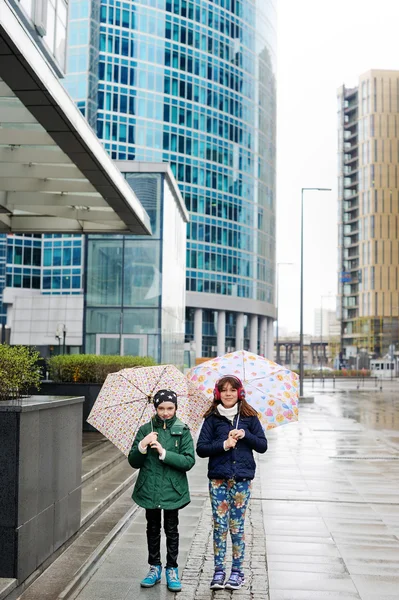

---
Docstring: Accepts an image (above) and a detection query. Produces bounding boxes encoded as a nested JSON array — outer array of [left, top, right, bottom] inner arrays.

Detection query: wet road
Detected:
[[260, 386, 399, 600]]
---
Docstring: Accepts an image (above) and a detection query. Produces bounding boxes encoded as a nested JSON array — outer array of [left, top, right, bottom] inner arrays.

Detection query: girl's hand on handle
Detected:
[[229, 429, 245, 440], [149, 440, 164, 455], [224, 436, 237, 449], [142, 432, 158, 448]]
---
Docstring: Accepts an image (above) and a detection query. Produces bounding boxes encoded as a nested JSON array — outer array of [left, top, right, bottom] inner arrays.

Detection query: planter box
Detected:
[[0, 395, 84, 582], [33, 382, 102, 432]]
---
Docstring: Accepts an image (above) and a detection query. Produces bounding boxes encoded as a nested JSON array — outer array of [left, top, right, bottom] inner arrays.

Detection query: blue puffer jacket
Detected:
[[196, 411, 267, 481]]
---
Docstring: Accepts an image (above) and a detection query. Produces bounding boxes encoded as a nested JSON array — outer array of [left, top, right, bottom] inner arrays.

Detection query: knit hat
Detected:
[[153, 389, 178, 408]]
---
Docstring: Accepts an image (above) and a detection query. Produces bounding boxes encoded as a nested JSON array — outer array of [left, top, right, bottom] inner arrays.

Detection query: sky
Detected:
[[276, 0, 399, 335]]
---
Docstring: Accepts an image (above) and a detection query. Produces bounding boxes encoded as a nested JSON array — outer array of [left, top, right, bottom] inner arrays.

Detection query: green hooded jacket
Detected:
[[128, 415, 195, 510]]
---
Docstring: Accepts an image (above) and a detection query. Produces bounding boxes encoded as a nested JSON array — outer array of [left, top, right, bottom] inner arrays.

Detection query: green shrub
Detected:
[[47, 354, 157, 384], [0, 345, 42, 401]]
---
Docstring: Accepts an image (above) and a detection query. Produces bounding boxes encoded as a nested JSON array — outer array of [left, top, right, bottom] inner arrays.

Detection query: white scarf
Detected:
[[217, 403, 238, 424]]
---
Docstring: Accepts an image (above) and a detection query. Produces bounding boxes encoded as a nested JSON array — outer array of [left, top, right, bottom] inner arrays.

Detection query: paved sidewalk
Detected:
[[69, 387, 399, 600], [70, 458, 269, 600]]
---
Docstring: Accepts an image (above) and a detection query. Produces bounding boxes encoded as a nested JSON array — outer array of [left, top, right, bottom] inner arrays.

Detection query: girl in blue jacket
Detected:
[[196, 375, 267, 591]]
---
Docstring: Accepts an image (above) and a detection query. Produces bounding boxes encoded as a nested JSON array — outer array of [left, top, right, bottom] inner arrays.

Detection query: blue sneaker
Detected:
[[165, 567, 182, 592], [140, 565, 162, 587], [224, 569, 245, 590], [210, 568, 226, 589]]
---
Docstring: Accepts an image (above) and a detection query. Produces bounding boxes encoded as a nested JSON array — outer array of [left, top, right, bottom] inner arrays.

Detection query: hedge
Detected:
[[0, 345, 42, 401], [47, 354, 157, 384]]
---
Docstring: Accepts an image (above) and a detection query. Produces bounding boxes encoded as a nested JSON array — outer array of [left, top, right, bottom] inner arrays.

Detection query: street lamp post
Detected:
[[276, 262, 293, 364], [299, 187, 331, 397]]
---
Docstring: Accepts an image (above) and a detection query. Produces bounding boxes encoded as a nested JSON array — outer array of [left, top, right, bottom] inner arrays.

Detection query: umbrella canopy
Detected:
[[187, 351, 299, 430], [87, 364, 210, 455]]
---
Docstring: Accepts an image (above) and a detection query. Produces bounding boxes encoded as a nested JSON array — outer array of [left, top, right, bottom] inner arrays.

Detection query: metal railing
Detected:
[[307, 374, 386, 391]]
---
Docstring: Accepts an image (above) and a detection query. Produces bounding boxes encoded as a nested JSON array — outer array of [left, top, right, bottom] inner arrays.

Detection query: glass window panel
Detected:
[[63, 247, 72, 266], [23, 246, 32, 265], [53, 248, 62, 266], [123, 309, 159, 333], [99, 336, 120, 355], [123, 241, 161, 307], [86, 308, 121, 333], [86, 240, 123, 306], [14, 246, 22, 265], [32, 247, 41, 266]]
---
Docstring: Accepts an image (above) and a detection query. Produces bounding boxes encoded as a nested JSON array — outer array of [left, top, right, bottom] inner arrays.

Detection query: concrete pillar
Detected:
[[260, 316, 267, 356], [194, 308, 203, 359], [249, 315, 258, 353], [235, 312, 244, 350], [267, 318, 274, 361], [217, 310, 226, 356]]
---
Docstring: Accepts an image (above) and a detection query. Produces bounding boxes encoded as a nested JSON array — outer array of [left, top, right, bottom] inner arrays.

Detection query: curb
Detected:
[[0, 580, 17, 600]]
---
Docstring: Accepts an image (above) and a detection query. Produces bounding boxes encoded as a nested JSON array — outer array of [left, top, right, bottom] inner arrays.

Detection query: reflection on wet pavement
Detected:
[[259, 385, 399, 600]]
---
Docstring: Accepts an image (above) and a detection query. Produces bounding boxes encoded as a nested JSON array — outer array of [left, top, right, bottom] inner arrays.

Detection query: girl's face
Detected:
[[220, 382, 238, 408], [156, 401, 176, 420]]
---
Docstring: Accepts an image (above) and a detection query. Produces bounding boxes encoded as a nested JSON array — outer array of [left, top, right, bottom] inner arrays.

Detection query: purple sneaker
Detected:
[[210, 569, 226, 589], [224, 569, 245, 590]]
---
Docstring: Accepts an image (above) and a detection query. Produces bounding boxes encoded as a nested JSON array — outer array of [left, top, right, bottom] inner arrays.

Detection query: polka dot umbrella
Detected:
[[187, 350, 299, 431], [87, 364, 211, 455]]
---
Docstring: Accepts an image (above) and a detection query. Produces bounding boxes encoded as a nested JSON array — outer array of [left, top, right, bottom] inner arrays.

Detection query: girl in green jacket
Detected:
[[128, 389, 195, 593]]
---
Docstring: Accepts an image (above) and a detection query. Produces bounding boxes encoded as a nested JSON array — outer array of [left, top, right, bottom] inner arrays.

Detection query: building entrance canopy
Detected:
[[0, 2, 151, 235]]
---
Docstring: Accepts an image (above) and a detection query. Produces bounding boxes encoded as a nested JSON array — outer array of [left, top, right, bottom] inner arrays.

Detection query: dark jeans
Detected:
[[145, 508, 179, 568]]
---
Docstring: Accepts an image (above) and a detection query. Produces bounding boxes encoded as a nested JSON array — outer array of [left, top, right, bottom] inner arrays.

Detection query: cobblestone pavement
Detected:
[[180, 472, 269, 600]]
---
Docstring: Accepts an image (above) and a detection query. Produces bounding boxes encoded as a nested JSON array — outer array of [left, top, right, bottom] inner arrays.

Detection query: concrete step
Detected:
[[81, 460, 136, 527], [81, 441, 125, 486], [82, 432, 108, 458], [80, 437, 133, 528], [0, 580, 16, 600]]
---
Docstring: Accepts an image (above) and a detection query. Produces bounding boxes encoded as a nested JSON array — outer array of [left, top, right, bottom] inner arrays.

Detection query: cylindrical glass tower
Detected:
[[65, 0, 277, 358]]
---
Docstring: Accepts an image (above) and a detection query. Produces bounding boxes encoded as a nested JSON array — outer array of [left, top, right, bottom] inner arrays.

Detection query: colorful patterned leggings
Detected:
[[209, 478, 252, 571]]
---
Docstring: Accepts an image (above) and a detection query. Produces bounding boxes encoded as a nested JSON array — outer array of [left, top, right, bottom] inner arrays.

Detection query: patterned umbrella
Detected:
[[87, 364, 211, 455], [187, 351, 299, 430]]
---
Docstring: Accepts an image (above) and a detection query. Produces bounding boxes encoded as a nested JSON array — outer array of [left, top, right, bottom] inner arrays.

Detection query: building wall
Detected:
[[338, 70, 399, 357], [3, 288, 83, 348], [64, 0, 277, 358], [85, 172, 186, 366], [161, 179, 186, 367]]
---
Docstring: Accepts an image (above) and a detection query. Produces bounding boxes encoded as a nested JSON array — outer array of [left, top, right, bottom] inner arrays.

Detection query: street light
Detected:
[[276, 262, 293, 363], [299, 187, 332, 397]]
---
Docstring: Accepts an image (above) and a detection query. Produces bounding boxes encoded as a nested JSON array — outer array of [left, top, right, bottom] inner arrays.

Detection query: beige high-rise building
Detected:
[[337, 70, 399, 360]]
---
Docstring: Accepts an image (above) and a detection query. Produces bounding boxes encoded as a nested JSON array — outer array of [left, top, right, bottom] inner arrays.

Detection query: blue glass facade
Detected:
[[4, 234, 83, 295], [65, 0, 277, 357]]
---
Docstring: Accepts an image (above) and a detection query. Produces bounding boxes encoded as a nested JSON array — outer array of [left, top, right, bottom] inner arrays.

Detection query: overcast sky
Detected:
[[276, 0, 399, 335]]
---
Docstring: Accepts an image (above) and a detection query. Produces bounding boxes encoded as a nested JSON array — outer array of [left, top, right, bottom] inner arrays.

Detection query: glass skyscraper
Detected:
[[65, 0, 277, 358]]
